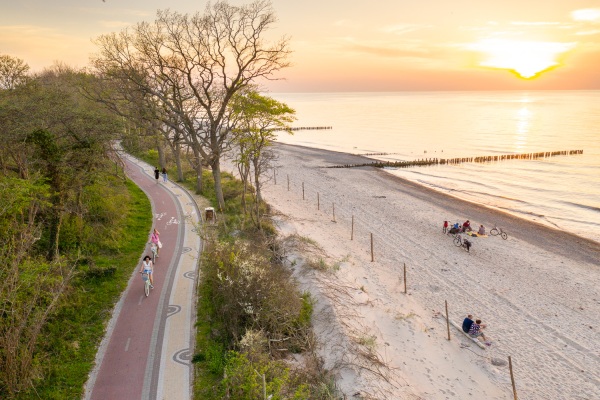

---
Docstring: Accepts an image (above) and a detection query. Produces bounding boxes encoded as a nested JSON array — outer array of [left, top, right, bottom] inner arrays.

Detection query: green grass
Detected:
[[20, 179, 152, 399]]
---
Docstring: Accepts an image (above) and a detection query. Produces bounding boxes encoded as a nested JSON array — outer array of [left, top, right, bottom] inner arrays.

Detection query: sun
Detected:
[[469, 39, 575, 79]]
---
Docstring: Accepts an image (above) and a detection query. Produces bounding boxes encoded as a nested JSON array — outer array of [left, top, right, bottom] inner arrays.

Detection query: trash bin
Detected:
[[204, 207, 215, 222]]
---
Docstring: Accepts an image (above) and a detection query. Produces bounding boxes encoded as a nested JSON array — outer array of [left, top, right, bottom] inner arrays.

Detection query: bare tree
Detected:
[[0, 54, 30, 90], [91, 0, 290, 209]]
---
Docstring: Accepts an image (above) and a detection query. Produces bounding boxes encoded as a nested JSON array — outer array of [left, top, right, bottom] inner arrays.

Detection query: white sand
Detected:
[[254, 144, 600, 400]]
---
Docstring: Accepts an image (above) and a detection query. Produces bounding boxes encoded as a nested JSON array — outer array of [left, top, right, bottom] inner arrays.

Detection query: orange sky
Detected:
[[1, 0, 599, 91]]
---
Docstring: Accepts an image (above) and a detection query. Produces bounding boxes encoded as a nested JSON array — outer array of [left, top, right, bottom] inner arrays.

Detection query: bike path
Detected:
[[85, 151, 201, 400]]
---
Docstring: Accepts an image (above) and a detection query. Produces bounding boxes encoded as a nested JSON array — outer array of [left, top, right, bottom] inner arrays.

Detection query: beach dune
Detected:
[[258, 143, 600, 399]]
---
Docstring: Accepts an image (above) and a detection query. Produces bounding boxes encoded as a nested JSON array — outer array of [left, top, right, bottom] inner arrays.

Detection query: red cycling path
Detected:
[[84, 151, 202, 400]]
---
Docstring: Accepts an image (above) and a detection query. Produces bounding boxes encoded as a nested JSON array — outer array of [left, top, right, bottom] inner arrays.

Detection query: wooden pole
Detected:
[[332, 203, 336, 222], [287, 175, 289, 191], [445, 300, 451, 340], [317, 193, 320, 210], [509, 356, 518, 400], [302, 182, 305, 200], [351, 215, 354, 240], [273, 169, 276, 185], [370, 233, 374, 262], [403, 263, 407, 294]]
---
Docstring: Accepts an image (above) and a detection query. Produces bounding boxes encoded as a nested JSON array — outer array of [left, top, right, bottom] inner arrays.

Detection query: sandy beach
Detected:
[[253, 143, 600, 399]]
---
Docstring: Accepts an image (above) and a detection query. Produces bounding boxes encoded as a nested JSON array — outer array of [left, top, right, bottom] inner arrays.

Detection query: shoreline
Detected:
[[261, 142, 600, 399], [279, 142, 600, 264]]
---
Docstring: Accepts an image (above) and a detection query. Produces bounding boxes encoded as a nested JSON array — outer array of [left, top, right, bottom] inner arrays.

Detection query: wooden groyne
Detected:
[[327, 149, 584, 169]]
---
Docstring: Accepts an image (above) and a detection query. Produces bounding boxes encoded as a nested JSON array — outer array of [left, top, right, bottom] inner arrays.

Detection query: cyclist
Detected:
[[139, 255, 154, 289], [150, 228, 161, 257]]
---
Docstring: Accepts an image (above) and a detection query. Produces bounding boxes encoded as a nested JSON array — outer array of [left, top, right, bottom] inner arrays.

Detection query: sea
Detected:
[[270, 91, 600, 244]]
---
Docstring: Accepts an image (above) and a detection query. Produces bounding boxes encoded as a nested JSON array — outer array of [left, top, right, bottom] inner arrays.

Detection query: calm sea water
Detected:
[[271, 91, 600, 243]]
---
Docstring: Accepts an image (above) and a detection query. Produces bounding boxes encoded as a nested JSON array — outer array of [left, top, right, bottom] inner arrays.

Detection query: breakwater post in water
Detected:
[[326, 149, 584, 169]]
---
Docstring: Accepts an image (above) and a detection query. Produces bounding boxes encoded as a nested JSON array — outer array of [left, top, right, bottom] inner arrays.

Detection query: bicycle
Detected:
[[454, 234, 472, 252], [150, 243, 158, 264], [141, 272, 151, 297], [490, 226, 508, 240]]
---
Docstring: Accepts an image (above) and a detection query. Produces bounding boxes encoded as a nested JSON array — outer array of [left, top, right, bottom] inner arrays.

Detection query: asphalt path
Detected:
[[84, 152, 201, 400]]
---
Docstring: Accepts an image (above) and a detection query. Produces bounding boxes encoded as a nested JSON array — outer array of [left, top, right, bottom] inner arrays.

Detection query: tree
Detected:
[[0, 54, 30, 89], [231, 90, 295, 226], [92, 0, 290, 209]]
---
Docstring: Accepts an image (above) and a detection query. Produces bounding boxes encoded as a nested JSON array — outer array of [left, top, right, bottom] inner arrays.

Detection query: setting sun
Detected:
[[469, 39, 575, 79]]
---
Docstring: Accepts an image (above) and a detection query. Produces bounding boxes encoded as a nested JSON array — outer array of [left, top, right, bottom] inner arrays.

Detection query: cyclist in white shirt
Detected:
[[139, 255, 154, 288]]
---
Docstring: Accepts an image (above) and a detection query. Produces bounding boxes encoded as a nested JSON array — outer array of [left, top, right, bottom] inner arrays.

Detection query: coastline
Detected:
[[259, 142, 600, 399]]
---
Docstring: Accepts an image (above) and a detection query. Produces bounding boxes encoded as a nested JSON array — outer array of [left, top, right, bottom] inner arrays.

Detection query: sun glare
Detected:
[[469, 39, 575, 79]]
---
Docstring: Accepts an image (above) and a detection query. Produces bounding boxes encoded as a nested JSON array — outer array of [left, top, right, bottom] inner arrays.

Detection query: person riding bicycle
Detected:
[[139, 255, 154, 289], [150, 228, 161, 256]]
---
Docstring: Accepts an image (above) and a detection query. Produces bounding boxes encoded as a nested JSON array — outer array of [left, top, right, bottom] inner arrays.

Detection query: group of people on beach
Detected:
[[462, 314, 492, 346], [443, 220, 486, 236]]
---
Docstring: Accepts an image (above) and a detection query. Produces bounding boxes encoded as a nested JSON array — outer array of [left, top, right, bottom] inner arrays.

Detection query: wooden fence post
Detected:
[[302, 182, 305, 200], [273, 169, 276, 185], [370, 233, 374, 262], [351, 215, 354, 240], [287, 175, 289, 191], [509, 356, 518, 400], [445, 300, 450, 340], [332, 203, 336, 222], [317, 193, 320, 210]]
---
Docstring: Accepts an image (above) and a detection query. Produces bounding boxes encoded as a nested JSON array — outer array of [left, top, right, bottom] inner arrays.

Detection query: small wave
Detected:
[[558, 200, 600, 213]]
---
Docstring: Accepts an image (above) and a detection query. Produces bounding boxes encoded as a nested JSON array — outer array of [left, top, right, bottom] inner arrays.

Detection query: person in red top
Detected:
[[443, 220, 449, 233], [462, 220, 471, 232]]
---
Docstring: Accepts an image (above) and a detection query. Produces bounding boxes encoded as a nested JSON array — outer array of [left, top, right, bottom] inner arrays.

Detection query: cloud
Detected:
[[99, 20, 132, 29], [510, 21, 562, 26], [338, 38, 430, 58], [576, 30, 600, 36], [571, 8, 600, 22], [380, 24, 430, 35]]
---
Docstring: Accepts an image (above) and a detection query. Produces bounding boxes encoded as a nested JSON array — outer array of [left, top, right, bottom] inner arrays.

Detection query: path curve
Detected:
[[84, 150, 202, 400]]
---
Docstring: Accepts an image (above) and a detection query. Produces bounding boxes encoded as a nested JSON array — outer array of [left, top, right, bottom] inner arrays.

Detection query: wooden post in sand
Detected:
[[509, 356, 518, 400], [317, 193, 320, 210], [273, 169, 276, 185], [445, 300, 450, 340], [370, 233, 374, 262], [302, 182, 305, 200], [351, 215, 354, 240], [287, 175, 289, 191], [403, 263, 407, 294], [332, 203, 336, 222]]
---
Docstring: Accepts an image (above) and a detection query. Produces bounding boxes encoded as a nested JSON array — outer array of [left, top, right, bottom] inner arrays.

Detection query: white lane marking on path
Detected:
[[125, 338, 131, 352]]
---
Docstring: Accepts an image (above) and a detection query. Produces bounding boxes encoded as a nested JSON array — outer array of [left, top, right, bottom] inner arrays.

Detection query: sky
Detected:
[[1, 0, 600, 91]]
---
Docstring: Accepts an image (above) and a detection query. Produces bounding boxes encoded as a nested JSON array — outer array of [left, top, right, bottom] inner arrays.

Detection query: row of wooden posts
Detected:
[[327, 149, 584, 169], [287, 126, 332, 131], [278, 170, 519, 399]]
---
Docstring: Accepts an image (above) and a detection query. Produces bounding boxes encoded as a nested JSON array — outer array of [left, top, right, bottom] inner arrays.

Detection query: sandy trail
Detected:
[[252, 143, 600, 400]]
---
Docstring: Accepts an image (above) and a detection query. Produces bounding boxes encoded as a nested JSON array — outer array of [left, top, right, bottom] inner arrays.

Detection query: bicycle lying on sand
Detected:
[[490, 226, 508, 240], [454, 234, 472, 252]]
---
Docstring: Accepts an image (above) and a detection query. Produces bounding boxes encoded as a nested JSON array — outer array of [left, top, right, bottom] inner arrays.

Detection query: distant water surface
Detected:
[[271, 91, 600, 243]]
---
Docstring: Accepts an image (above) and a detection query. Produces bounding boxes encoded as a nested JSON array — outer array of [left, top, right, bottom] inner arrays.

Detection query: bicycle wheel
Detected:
[[152, 250, 156, 264], [490, 228, 499, 236], [454, 236, 462, 247], [143, 274, 150, 297], [501, 231, 508, 240]]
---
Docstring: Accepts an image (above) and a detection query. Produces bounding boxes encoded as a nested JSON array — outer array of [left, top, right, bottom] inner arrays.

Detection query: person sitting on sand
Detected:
[[468, 319, 487, 341], [462, 314, 474, 333], [449, 222, 460, 234], [462, 220, 472, 232], [478, 224, 486, 235]]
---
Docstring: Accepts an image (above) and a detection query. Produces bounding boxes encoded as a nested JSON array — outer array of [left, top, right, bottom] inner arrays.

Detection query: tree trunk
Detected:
[[174, 142, 184, 182], [192, 145, 203, 194], [211, 158, 225, 211], [252, 157, 262, 203], [157, 138, 166, 168]]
